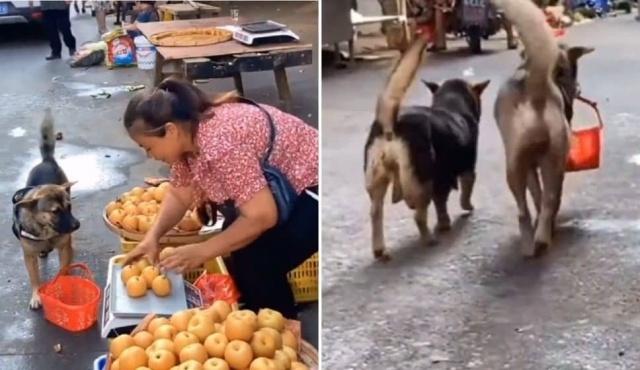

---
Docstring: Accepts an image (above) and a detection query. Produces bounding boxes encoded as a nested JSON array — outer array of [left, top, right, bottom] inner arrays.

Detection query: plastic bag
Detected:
[[70, 49, 105, 68], [103, 28, 136, 69], [69, 41, 107, 68], [194, 273, 241, 306]]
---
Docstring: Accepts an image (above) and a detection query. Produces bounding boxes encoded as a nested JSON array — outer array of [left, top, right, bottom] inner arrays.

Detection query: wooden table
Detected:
[[137, 17, 313, 110], [158, 3, 221, 21]]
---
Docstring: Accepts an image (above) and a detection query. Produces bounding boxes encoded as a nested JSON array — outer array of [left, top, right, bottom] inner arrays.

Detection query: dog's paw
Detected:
[[436, 221, 451, 232], [461, 201, 474, 212], [373, 250, 391, 262], [422, 236, 438, 247], [521, 239, 548, 258], [533, 240, 549, 257], [29, 292, 42, 310]]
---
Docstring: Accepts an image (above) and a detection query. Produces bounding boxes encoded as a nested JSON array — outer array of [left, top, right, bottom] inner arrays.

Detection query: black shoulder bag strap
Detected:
[[218, 98, 298, 228]]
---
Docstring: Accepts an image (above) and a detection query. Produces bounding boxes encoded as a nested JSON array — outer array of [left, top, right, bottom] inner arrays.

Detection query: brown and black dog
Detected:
[[12, 109, 80, 309], [364, 37, 490, 260]]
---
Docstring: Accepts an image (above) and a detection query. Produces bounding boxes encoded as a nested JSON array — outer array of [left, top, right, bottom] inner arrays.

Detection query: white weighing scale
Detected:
[[101, 255, 203, 338], [223, 20, 300, 46]]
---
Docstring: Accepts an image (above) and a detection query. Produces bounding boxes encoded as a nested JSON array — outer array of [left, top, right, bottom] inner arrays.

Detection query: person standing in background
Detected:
[[37, 1, 77, 60], [93, 0, 109, 36], [123, 1, 159, 38]]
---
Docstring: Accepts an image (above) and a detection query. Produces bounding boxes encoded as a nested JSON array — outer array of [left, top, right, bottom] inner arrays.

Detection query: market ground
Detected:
[[322, 12, 640, 370], [0, 2, 317, 369]]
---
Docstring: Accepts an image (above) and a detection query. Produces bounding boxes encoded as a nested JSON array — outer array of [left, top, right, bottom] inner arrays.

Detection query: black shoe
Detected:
[[45, 54, 61, 60], [69, 48, 76, 56]]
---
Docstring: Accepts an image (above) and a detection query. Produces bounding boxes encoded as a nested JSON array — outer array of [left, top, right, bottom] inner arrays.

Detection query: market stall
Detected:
[[92, 181, 319, 370], [136, 17, 313, 111]]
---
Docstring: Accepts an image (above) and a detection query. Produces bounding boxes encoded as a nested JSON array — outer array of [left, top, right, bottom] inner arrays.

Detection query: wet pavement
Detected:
[[322, 11, 640, 370], [0, 2, 317, 369]]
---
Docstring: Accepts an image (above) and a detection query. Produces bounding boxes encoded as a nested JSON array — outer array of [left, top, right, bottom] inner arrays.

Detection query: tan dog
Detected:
[[12, 109, 80, 309], [364, 37, 490, 260], [493, 0, 593, 256]]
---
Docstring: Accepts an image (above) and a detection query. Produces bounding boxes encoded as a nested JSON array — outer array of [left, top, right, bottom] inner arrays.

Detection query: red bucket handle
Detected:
[[575, 95, 604, 129], [48, 263, 95, 287]]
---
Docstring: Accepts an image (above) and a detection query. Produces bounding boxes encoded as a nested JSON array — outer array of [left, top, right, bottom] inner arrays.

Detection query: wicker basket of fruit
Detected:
[[103, 183, 220, 243]]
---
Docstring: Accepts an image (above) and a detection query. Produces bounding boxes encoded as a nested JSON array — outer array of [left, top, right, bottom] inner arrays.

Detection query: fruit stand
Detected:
[[98, 309, 317, 370], [98, 182, 319, 370]]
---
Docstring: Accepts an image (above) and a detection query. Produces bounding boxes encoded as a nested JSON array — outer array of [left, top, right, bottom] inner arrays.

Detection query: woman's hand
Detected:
[[159, 243, 211, 274], [122, 234, 160, 266]]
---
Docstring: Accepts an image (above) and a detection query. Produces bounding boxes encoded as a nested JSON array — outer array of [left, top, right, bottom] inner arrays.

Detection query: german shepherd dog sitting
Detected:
[[364, 37, 490, 260], [492, 0, 593, 256], [12, 109, 80, 309]]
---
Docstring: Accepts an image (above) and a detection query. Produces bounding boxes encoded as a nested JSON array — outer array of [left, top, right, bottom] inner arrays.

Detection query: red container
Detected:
[[566, 96, 604, 172], [39, 263, 101, 332]]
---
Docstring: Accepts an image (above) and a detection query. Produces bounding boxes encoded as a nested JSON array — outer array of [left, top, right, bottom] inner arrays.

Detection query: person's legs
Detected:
[[114, 1, 122, 25], [42, 10, 62, 59], [96, 7, 107, 35], [228, 187, 318, 318], [230, 252, 297, 317], [56, 8, 77, 55]]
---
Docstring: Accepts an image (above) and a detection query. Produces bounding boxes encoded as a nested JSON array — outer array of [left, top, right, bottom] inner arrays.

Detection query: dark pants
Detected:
[[43, 9, 76, 56], [226, 186, 318, 319]]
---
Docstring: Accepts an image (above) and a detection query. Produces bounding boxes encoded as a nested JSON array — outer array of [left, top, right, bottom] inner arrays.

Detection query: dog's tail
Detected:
[[492, 0, 558, 104], [40, 108, 56, 162], [376, 36, 429, 140]]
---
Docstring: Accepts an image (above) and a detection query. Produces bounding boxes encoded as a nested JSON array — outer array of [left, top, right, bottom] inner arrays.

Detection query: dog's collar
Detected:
[[12, 186, 47, 241], [19, 229, 48, 241]]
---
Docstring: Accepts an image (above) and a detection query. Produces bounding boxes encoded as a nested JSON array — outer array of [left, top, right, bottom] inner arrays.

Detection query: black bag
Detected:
[[217, 98, 298, 227]]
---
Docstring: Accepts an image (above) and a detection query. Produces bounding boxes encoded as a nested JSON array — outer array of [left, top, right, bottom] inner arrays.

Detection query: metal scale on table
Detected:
[[231, 20, 300, 46]]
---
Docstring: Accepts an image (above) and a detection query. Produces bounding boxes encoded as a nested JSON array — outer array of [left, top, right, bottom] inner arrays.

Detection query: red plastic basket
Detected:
[[39, 263, 101, 332], [566, 95, 604, 172]]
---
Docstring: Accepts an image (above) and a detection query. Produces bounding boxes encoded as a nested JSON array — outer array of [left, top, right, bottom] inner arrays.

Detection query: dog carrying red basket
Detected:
[[566, 95, 604, 172], [39, 263, 101, 332]]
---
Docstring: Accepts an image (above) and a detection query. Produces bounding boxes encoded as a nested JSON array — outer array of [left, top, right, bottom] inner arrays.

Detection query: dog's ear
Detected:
[[472, 80, 491, 96], [61, 181, 77, 192], [15, 198, 39, 210], [568, 46, 595, 63], [422, 80, 439, 94]]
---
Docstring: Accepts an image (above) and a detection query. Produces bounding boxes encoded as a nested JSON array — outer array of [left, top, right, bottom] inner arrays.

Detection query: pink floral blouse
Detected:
[[169, 102, 318, 207]]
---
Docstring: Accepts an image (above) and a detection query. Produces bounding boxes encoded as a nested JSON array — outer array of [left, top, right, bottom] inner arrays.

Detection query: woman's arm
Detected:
[[147, 184, 193, 240], [123, 184, 194, 265], [123, 22, 138, 31], [159, 187, 278, 272]]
